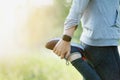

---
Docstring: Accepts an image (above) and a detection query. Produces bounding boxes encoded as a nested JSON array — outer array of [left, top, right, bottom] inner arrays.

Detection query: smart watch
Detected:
[[62, 35, 72, 42]]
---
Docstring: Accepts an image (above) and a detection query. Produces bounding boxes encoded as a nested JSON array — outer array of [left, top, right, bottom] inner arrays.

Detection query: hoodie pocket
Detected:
[[115, 6, 120, 27]]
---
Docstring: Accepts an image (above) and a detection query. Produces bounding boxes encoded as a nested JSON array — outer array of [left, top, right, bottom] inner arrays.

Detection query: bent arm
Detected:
[[53, 0, 90, 59], [64, 0, 90, 32]]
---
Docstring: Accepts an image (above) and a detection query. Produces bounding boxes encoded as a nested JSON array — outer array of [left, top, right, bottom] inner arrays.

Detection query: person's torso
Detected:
[[81, 0, 120, 40]]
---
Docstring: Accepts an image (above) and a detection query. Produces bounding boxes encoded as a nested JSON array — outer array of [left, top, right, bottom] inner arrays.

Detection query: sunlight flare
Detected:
[[30, 0, 54, 7]]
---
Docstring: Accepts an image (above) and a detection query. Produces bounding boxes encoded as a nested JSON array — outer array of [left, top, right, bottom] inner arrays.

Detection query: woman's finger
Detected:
[[61, 52, 67, 59], [65, 50, 70, 59]]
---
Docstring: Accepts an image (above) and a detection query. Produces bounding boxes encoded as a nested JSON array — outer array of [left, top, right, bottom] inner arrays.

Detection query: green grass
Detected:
[[0, 51, 82, 80]]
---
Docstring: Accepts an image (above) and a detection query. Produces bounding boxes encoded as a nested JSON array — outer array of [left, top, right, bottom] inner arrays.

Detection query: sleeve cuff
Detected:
[[64, 19, 79, 30]]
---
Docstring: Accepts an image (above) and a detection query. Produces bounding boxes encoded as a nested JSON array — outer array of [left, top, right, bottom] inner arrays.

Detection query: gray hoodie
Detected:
[[64, 0, 120, 46]]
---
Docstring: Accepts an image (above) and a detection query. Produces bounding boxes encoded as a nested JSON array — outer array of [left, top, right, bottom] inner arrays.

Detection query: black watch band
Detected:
[[62, 35, 72, 42]]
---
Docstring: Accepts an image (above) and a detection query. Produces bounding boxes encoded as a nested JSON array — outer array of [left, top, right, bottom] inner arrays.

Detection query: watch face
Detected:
[[62, 35, 71, 42]]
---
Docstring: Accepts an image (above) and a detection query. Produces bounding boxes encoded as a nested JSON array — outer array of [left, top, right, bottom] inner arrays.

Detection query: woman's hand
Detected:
[[53, 39, 71, 59], [53, 26, 77, 59]]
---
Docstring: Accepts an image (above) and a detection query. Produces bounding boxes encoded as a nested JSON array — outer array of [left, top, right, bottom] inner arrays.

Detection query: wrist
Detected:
[[62, 34, 72, 42]]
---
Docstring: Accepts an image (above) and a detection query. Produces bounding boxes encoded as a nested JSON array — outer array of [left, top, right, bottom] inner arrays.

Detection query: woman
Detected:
[[53, 0, 120, 80]]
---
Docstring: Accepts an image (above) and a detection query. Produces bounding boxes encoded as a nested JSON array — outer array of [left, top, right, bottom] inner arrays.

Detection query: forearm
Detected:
[[63, 26, 77, 37]]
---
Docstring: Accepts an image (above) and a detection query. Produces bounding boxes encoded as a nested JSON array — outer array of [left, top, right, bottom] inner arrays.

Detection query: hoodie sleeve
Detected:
[[64, 0, 90, 30]]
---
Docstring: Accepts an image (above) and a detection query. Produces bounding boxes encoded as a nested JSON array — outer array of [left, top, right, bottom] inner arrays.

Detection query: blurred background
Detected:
[[0, 0, 86, 80]]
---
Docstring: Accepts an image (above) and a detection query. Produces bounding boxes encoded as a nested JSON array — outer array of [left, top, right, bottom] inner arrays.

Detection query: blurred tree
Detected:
[[53, 0, 72, 23], [25, 0, 82, 51]]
